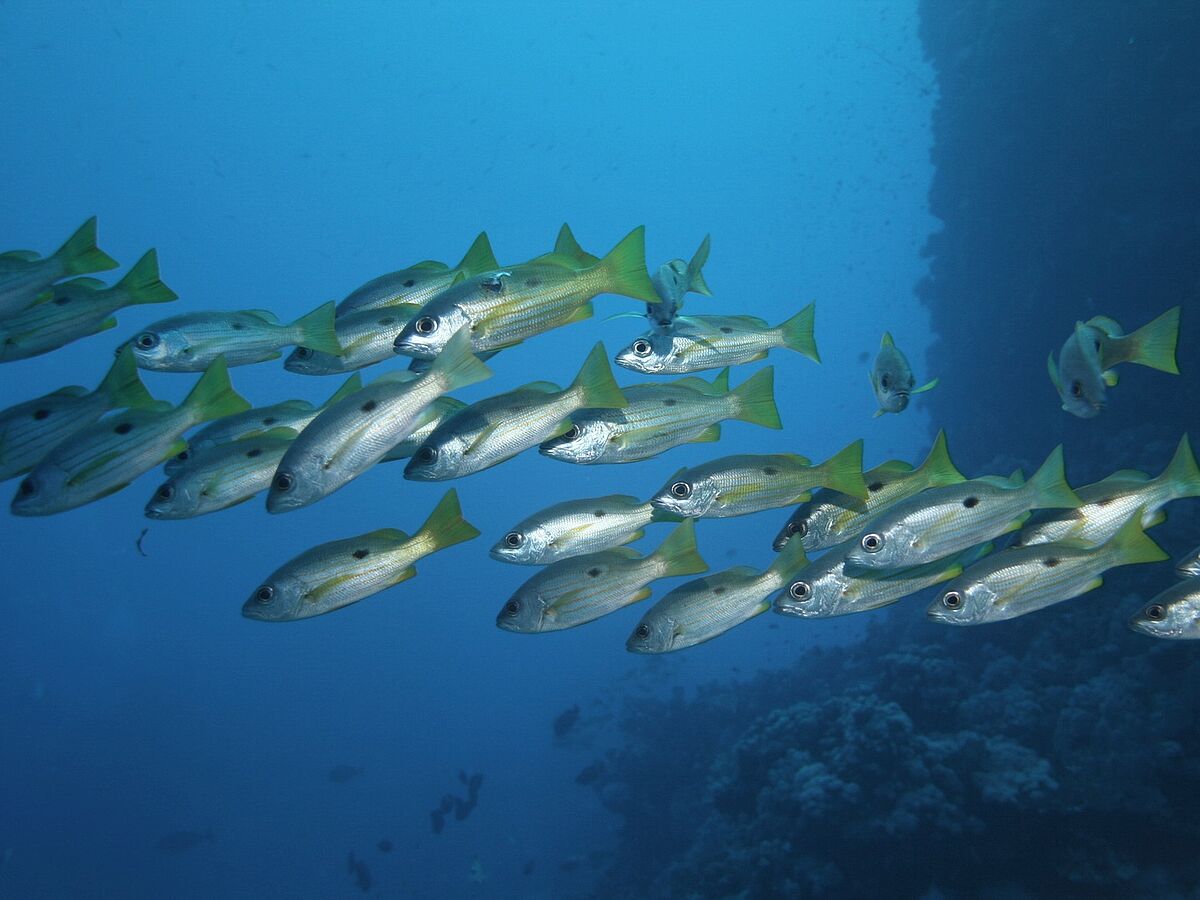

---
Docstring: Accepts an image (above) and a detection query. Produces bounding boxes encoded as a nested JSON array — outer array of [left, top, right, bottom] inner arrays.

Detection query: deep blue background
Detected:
[[2, 2, 945, 897]]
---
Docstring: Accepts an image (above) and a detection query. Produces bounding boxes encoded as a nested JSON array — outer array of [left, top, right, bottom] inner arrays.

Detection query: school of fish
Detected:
[[1, 219, 1194, 645]]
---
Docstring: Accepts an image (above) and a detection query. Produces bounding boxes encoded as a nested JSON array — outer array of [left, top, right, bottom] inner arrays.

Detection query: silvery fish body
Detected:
[[490, 494, 668, 565], [869, 332, 937, 416], [0, 218, 119, 316], [286, 306, 419, 375], [1129, 580, 1200, 640], [1051, 323, 1109, 418], [379, 396, 466, 463], [1177, 545, 1200, 579], [645, 235, 711, 328]]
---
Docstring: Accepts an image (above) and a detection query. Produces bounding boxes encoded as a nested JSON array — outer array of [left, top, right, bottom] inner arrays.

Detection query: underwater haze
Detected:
[[2, 1, 1198, 898]]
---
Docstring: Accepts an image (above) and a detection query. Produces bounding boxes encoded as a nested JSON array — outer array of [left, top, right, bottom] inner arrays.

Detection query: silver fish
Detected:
[[869, 332, 937, 416], [0, 218, 118, 317], [496, 520, 707, 633], [1176, 545, 1200, 579], [646, 235, 711, 328], [286, 306, 420, 375], [379, 396, 467, 463], [1129, 580, 1200, 640], [244, 489, 479, 621]]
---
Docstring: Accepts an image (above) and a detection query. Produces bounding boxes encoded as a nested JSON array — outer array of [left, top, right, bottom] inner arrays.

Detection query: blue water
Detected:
[[3, 2, 1196, 898]]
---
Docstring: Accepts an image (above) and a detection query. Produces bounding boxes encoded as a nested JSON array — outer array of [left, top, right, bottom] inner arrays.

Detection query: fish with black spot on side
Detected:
[[646, 235, 712, 328], [404, 342, 626, 481], [0, 217, 119, 317], [379, 395, 467, 463], [1048, 306, 1180, 418], [614, 304, 818, 374], [267, 328, 491, 513], [627, 539, 808, 653], [649, 440, 867, 520], [12, 357, 250, 516], [244, 488, 479, 621], [1129, 580, 1200, 640], [286, 306, 421, 375], [124, 302, 343, 371], [774, 540, 990, 620], [1015, 434, 1200, 548], [0, 250, 178, 362], [393, 226, 659, 359], [844, 445, 1081, 573], [335, 231, 498, 316], [773, 430, 964, 552], [868, 332, 937, 416], [539, 366, 780, 465], [496, 520, 708, 633], [0, 348, 153, 483], [928, 509, 1167, 625], [491, 494, 681, 565]]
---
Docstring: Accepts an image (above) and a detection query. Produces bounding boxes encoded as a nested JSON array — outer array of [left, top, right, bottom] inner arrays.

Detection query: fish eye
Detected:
[[17, 478, 37, 496], [786, 520, 807, 537], [414, 317, 437, 335], [294, 347, 312, 360], [670, 481, 691, 499], [255, 585, 275, 604], [633, 339, 652, 356], [176, 449, 190, 462], [634, 623, 650, 639], [417, 446, 437, 463], [861, 533, 883, 553], [564, 424, 580, 440], [135, 332, 159, 350], [504, 532, 524, 548], [156, 484, 175, 501], [880, 375, 890, 390], [273, 472, 294, 492], [1146, 604, 1166, 621], [942, 590, 963, 610], [503, 598, 521, 616], [1070, 381, 1083, 397], [788, 581, 812, 600]]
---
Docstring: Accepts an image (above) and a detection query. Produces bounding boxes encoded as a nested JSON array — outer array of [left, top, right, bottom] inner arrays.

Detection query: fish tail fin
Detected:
[[53, 217, 119, 276], [650, 519, 708, 578], [776, 303, 820, 363], [817, 439, 867, 499], [570, 342, 627, 409], [1159, 433, 1200, 498], [1026, 445, 1081, 509], [1104, 509, 1169, 566], [96, 347, 156, 409], [881, 331, 895, 348], [114, 249, 179, 305], [595, 226, 659, 303], [414, 488, 481, 551], [429, 328, 493, 392], [916, 429, 965, 487], [554, 224, 601, 266], [686, 234, 712, 296], [912, 376, 939, 394], [730, 366, 782, 429], [291, 302, 343, 356], [1121, 306, 1181, 374], [181, 357, 251, 425], [453, 231, 500, 274], [323, 372, 363, 407]]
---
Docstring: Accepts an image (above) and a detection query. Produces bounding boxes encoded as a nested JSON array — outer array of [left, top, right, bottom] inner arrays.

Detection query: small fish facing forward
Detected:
[[647, 235, 712, 328], [0, 217, 119, 317], [1129, 580, 1200, 640], [869, 332, 937, 416]]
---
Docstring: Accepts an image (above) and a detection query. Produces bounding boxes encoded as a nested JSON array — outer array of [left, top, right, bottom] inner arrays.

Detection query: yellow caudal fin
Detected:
[[912, 377, 939, 394], [595, 226, 659, 303], [569, 342, 627, 409], [816, 439, 867, 500], [730, 366, 782, 429], [429, 327, 494, 392], [881, 331, 895, 348], [114, 249, 179, 305], [1112, 306, 1181, 374], [181, 357, 252, 425], [453, 232, 500, 275], [775, 303, 820, 363], [413, 488, 481, 552], [554, 224, 601, 267], [649, 519, 708, 578], [291, 302, 343, 356], [914, 430, 966, 488], [1025, 445, 1081, 509], [686, 234, 712, 296], [96, 346, 156, 410], [1102, 508, 1169, 567], [322, 372, 364, 408], [1157, 433, 1200, 499], [54, 216, 119, 276]]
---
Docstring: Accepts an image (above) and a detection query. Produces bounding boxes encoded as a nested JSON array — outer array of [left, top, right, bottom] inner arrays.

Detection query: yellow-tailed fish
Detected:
[[540, 366, 780, 465], [394, 227, 658, 359], [490, 494, 681, 565], [1016, 434, 1200, 548], [286, 305, 421, 375], [334, 232, 498, 316], [0, 347, 152, 482], [928, 510, 1166, 625], [403, 342, 626, 481], [0, 218, 119, 317], [844, 446, 1081, 572], [244, 489, 479, 621], [614, 304, 818, 374], [773, 430, 964, 552], [267, 328, 491, 513], [647, 235, 712, 328], [649, 440, 867, 519], [869, 332, 937, 416], [627, 538, 805, 653], [12, 357, 249, 515], [1130, 580, 1200, 640], [126, 302, 342, 371], [0, 250, 177, 362], [496, 520, 707, 633]]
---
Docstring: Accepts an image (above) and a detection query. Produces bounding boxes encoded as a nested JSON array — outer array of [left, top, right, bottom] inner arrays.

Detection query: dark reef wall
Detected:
[[916, 0, 1200, 480]]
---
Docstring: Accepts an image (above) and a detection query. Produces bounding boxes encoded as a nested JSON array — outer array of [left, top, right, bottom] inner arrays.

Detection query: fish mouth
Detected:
[[144, 507, 164, 520], [393, 335, 436, 359]]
